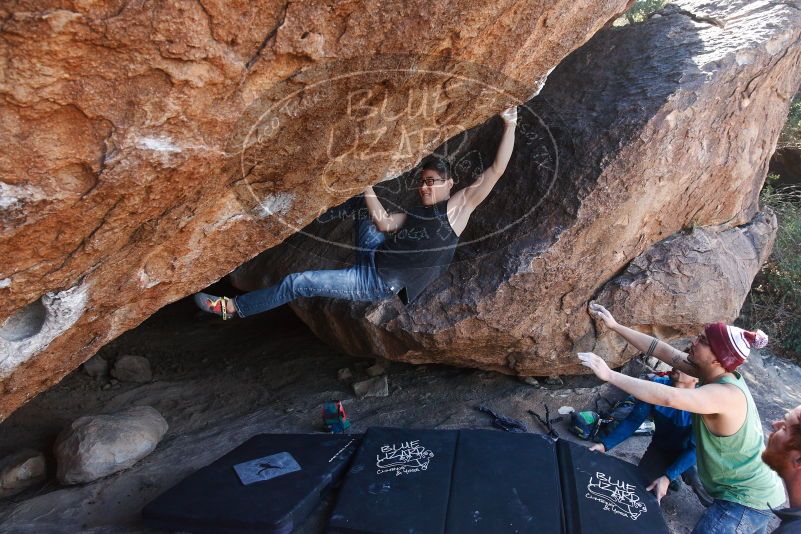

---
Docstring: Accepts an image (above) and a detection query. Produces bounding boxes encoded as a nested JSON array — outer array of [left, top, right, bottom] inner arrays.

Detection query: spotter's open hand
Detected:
[[578, 352, 613, 382]]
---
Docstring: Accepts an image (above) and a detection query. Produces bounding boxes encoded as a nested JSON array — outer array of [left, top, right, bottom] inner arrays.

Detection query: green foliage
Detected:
[[778, 92, 801, 149], [741, 182, 801, 358], [613, 0, 669, 26]]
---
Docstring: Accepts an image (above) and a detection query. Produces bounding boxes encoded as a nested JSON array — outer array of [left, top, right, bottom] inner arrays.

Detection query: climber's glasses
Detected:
[[418, 177, 447, 187]]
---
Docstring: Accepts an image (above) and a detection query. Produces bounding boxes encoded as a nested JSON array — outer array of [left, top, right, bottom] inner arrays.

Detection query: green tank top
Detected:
[[693, 372, 786, 509]]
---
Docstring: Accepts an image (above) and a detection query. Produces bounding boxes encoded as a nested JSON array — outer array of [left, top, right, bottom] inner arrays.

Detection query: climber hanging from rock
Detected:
[[194, 106, 518, 319]]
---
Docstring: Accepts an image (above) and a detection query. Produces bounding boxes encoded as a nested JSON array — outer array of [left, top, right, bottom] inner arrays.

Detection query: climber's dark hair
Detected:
[[421, 156, 451, 180]]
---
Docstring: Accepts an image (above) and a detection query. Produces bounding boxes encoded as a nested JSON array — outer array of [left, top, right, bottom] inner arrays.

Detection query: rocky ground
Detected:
[[0, 296, 799, 533]]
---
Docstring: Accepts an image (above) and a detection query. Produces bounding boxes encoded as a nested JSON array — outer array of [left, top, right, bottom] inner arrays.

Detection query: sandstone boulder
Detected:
[[234, 0, 801, 375], [0, 0, 634, 421], [593, 211, 778, 361], [0, 449, 46, 499], [54, 406, 168, 485]]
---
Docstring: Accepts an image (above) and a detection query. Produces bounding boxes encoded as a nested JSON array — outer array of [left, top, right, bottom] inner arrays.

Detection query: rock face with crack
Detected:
[[234, 0, 801, 375], [0, 0, 635, 420], [593, 210, 779, 361]]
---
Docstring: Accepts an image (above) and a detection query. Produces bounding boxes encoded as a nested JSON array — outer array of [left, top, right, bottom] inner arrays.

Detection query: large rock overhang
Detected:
[[0, 0, 635, 420], [234, 0, 801, 375]]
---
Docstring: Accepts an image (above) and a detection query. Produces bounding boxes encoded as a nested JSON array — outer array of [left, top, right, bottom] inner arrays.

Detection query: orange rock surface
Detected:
[[0, 0, 633, 419]]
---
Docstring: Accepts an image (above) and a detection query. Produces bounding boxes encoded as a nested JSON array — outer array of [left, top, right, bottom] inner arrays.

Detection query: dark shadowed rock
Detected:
[[82, 354, 108, 379], [54, 406, 168, 485], [769, 146, 801, 187], [111, 355, 152, 383], [365, 363, 387, 377], [337, 368, 354, 382]]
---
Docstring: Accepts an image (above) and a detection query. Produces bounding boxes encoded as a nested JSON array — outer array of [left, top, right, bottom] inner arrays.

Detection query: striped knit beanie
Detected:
[[704, 322, 768, 372]]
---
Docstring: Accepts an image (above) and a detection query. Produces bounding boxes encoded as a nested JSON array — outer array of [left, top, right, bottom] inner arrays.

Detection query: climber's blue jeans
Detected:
[[691, 499, 773, 534], [234, 204, 396, 317]]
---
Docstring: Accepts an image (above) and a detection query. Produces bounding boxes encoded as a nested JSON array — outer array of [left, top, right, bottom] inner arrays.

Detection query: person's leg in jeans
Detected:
[[691, 499, 773, 534], [233, 264, 392, 316], [196, 194, 394, 318], [234, 197, 393, 317]]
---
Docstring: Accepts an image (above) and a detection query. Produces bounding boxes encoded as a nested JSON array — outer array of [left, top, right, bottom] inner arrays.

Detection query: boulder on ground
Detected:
[[54, 405, 168, 485], [82, 354, 108, 379], [0, 449, 46, 499], [365, 363, 387, 377], [353, 376, 389, 398], [111, 355, 152, 383]]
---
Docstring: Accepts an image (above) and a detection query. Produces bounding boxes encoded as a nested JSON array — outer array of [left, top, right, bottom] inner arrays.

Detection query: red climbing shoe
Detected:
[[193, 292, 236, 320]]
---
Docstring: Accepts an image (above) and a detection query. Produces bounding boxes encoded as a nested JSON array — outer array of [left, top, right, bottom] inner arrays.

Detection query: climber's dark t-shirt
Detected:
[[374, 200, 459, 305]]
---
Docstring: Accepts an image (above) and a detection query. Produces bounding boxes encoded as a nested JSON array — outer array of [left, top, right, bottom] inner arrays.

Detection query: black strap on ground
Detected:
[[594, 396, 612, 417], [475, 405, 528, 433], [528, 404, 561, 440]]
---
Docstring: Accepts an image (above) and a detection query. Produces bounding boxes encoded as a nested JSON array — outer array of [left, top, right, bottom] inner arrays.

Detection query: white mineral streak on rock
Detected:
[[0, 195, 17, 210], [0, 283, 89, 377], [136, 137, 182, 153], [137, 269, 160, 289], [765, 33, 789, 56], [528, 66, 556, 100], [257, 192, 295, 217], [735, 49, 755, 66], [0, 182, 46, 210]]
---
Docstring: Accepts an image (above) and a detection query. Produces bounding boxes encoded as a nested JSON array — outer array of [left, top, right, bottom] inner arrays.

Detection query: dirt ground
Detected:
[[1, 297, 799, 533]]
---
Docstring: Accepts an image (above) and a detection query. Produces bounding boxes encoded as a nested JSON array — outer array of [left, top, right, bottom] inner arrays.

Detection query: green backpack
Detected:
[[570, 397, 637, 441], [570, 410, 603, 441]]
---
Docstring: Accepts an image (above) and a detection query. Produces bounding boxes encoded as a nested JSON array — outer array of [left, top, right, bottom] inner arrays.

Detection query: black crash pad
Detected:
[[142, 433, 361, 534], [328, 428, 668, 534], [557, 439, 669, 534], [445, 429, 564, 533], [328, 427, 458, 534]]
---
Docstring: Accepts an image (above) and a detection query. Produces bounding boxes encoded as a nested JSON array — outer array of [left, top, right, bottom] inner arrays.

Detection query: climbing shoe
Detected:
[[194, 292, 236, 320]]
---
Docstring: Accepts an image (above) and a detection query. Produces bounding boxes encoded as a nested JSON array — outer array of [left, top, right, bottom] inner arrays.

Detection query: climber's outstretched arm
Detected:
[[588, 302, 698, 377], [451, 107, 517, 213]]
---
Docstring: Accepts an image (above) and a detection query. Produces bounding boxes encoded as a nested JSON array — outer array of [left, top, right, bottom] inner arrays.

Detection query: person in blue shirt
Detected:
[[589, 367, 713, 507]]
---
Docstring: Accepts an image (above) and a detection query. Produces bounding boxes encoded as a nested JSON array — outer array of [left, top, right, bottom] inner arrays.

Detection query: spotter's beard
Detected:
[[762, 441, 789, 475]]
